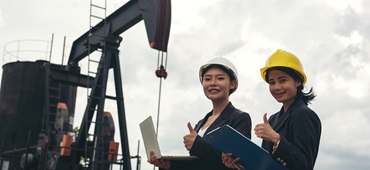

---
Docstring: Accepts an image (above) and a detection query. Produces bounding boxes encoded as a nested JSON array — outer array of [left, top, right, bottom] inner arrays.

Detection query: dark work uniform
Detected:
[[168, 102, 252, 170], [262, 99, 321, 170]]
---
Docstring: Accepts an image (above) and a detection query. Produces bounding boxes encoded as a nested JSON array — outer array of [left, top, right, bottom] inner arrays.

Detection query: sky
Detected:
[[1, 0, 370, 169]]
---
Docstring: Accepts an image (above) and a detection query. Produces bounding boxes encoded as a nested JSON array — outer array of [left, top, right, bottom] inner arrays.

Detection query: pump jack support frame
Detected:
[[66, 0, 171, 169]]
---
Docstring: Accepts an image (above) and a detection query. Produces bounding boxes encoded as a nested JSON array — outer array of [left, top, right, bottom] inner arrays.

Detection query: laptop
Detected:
[[139, 116, 198, 160]]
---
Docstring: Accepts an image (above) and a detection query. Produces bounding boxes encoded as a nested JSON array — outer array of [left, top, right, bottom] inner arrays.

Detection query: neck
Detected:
[[283, 98, 295, 112], [211, 99, 229, 116]]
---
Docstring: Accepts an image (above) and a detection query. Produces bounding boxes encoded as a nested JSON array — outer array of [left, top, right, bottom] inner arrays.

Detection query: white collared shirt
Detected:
[[198, 126, 209, 137]]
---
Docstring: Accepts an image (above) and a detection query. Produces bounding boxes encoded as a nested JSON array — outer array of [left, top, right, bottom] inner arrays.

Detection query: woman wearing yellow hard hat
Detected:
[[222, 49, 321, 170]]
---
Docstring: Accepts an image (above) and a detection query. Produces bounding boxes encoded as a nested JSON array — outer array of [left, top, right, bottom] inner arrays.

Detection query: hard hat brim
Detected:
[[260, 66, 307, 85]]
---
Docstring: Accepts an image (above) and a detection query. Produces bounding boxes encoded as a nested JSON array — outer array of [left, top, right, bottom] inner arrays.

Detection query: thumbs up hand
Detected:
[[254, 113, 280, 145], [263, 112, 269, 124], [183, 122, 198, 151]]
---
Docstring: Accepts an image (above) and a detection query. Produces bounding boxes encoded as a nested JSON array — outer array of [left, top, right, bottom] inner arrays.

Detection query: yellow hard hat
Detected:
[[260, 49, 307, 85]]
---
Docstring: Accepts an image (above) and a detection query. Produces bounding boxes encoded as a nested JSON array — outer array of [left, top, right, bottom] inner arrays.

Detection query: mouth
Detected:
[[208, 89, 220, 93], [273, 92, 285, 98]]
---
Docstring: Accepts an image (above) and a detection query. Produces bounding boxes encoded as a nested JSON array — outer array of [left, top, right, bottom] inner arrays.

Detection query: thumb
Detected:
[[187, 122, 196, 133], [263, 113, 268, 124]]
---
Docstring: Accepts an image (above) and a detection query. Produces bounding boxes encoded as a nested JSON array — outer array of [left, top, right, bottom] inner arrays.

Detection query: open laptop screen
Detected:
[[139, 116, 198, 160]]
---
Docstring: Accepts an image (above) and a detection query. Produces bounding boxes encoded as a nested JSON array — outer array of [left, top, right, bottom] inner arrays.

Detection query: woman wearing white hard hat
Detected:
[[149, 57, 252, 170], [222, 49, 321, 170]]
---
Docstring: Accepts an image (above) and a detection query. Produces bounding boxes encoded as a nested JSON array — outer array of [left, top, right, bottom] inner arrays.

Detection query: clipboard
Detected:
[[203, 125, 287, 170]]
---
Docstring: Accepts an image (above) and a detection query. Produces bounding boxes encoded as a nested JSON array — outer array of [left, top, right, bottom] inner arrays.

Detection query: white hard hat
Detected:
[[199, 57, 238, 94]]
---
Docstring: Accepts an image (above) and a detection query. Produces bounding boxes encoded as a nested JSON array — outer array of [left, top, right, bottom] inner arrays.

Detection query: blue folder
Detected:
[[203, 125, 287, 170]]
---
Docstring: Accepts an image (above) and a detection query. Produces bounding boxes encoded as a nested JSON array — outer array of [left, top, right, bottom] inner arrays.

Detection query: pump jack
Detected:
[[62, 0, 171, 169], [0, 0, 170, 168]]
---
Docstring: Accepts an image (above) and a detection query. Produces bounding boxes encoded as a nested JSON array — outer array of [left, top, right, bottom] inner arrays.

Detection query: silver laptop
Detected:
[[139, 116, 198, 160]]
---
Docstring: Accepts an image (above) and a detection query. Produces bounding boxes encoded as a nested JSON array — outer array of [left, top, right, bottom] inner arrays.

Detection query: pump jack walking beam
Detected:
[[66, 0, 171, 169], [68, 0, 171, 65]]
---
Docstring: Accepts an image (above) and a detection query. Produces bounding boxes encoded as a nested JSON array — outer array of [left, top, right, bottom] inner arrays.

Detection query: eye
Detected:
[[268, 80, 275, 85], [204, 77, 211, 81], [279, 78, 287, 83], [217, 77, 225, 80]]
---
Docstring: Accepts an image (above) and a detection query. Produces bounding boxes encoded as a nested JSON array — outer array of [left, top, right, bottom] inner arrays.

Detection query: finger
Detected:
[[152, 154, 158, 160], [231, 157, 240, 164], [255, 130, 262, 139], [221, 153, 228, 161], [147, 159, 154, 164], [253, 125, 260, 132], [149, 151, 157, 162], [150, 150, 155, 157], [224, 153, 232, 157], [187, 122, 196, 133], [234, 163, 245, 170], [185, 144, 191, 151], [263, 113, 268, 124], [222, 152, 231, 160], [225, 158, 236, 168]]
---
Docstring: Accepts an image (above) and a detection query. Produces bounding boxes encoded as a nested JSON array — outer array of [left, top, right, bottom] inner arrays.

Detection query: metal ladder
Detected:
[[85, 0, 108, 168]]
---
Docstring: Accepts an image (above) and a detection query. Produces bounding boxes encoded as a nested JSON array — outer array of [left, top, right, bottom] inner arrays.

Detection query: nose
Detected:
[[274, 85, 282, 91], [210, 78, 217, 86]]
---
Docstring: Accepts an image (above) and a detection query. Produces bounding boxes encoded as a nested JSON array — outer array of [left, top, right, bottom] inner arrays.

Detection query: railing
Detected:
[[2, 37, 71, 66], [2, 39, 51, 65]]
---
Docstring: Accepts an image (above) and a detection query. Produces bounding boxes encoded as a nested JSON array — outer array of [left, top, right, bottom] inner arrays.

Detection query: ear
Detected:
[[229, 79, 236, 90], [295, 79, 302, 87]]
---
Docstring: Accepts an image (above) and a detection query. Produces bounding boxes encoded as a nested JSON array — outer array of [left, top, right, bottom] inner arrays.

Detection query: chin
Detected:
[[274, 97, 285, 103]]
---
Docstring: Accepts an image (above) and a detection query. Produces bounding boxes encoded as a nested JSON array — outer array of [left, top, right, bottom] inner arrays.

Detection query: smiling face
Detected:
[[267, 69, 302, 110], [202, 66, 236, 102]]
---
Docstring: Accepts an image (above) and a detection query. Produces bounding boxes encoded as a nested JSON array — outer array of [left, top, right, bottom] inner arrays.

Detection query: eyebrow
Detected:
[[268, 75, 288, 82], [204, 73, 227, 77]]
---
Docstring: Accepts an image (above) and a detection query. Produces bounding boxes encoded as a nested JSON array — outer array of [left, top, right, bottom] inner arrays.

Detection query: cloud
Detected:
[[0, 10, 7, 27], [1, 0, 370, 170]]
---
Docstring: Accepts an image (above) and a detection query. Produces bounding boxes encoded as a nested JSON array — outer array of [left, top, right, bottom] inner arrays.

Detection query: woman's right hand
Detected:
[[147, 151, 171, 169], [222, 153, 245, 170]]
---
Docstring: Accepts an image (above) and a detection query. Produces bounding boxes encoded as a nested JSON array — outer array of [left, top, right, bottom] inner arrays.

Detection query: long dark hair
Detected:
[[265, 67, 316, 105]]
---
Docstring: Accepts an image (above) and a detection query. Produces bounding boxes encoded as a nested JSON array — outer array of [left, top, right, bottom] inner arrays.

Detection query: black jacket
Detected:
[[262, 99, 321, 170], [170, 102, 251, 170]]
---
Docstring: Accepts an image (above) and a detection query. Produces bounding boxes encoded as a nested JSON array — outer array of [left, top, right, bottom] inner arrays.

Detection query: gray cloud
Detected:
[[1, 0, 370, 170], [334, 5, 361, 37]]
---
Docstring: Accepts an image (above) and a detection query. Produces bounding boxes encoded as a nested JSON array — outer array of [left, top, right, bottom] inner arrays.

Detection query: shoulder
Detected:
[[231, 108, 251, 119], [227, 108, 252, 129], [227, 107, 252, 139], [226, 102, 251, 119], [290, 104, 321, 125]]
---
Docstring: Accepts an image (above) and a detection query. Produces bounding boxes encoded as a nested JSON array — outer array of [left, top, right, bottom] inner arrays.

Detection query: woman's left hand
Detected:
[[183, 122, 198, 151], [147, 151, 171, 169], [254, 113, 280, 145], [222, 153, 244, 169]]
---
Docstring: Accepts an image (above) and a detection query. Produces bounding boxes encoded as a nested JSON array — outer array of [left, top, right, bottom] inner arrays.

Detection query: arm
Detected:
[[229, 110, 252, 139], [167, 160, 192, 170], [272, 109, 321, 170]]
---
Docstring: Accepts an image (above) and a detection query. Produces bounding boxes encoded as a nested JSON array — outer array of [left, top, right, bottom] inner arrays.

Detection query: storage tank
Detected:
[[0, 60, 77, 169]]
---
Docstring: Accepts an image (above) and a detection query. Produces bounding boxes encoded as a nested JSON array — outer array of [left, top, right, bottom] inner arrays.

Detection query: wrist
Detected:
[[165, 161, 171, 169], [273, 139, 280, 147], [273, 134, 281, 146], [272, 134, 280, 154]]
